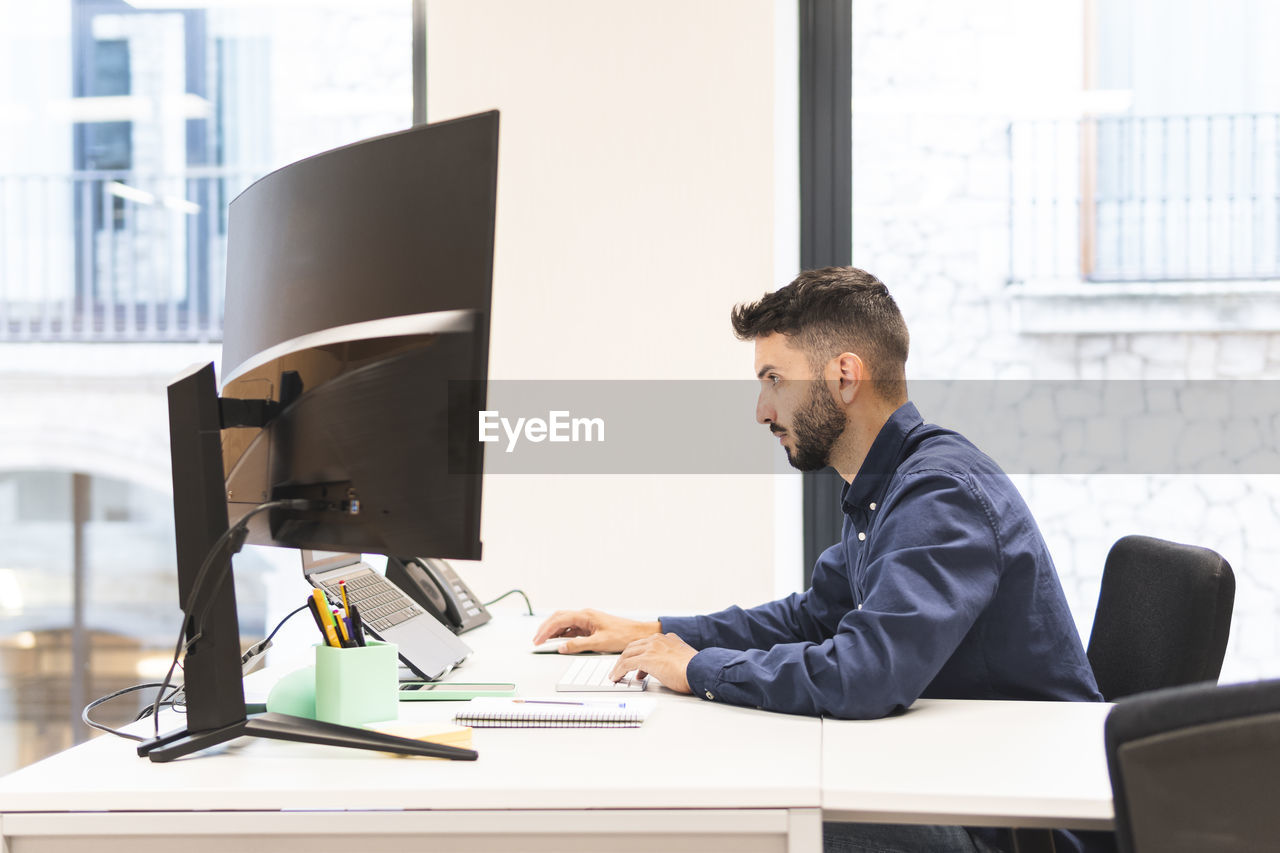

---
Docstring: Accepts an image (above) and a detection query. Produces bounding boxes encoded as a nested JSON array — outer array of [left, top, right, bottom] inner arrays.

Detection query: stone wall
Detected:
[[851, 0, 1280, 681]]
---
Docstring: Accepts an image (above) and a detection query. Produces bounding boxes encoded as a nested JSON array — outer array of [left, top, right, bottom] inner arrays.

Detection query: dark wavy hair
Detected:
[[730, 266, 909, 401]]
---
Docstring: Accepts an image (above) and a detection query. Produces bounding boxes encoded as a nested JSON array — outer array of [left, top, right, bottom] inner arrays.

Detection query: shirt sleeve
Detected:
[[678, 469, 1004, 718], [660, 537, 853, 651]]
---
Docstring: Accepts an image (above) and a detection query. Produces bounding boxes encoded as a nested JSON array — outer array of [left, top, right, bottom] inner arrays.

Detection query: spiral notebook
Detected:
[[454, 696, 656, 728]]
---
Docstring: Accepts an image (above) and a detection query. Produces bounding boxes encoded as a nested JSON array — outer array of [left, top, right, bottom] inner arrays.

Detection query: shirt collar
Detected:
[[841, 401, 923, 514]]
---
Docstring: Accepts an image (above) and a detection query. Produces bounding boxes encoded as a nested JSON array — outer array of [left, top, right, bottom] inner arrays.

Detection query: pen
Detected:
[[513, 699, 625, 707], [349, 603, 367, 646], [334, 609, 352, 647]]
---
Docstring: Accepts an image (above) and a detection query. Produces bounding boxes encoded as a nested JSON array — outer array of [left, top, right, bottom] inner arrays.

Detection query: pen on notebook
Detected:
[[513, 699, 626, 707]]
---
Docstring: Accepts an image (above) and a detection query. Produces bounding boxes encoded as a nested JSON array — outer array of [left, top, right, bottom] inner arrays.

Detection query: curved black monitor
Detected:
[[220, 110, 498, 560], [222, 110, 498, 383], [142, 113, 498, 763]]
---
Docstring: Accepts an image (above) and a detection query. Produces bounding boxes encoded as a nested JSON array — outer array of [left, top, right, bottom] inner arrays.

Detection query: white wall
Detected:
[[426, 0, 799, 613]]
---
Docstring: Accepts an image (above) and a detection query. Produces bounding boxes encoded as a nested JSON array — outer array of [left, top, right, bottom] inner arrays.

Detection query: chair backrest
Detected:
[[1105, 678, 1280, 853], [1087, 535, 1235, 702]]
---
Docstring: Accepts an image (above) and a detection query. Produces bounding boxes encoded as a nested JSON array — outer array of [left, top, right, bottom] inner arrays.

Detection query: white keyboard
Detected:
[[556, 655, 649, 692]]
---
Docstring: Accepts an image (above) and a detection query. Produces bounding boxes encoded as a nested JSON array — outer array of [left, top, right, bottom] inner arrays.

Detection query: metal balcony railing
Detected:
[[1009, 114, 1280, 283], [0, 168, 260, 342]]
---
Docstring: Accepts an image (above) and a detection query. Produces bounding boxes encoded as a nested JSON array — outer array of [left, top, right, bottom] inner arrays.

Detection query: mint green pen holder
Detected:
[[314, 640, 399, 726]]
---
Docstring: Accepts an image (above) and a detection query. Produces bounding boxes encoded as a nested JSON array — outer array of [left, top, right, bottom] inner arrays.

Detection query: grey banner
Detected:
[[450, 380, 1280, 476]]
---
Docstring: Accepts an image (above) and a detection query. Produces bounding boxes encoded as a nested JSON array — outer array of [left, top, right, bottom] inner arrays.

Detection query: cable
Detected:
[[150, 510, 254, 737], [236, 603, 312, 679], [82, 683, 168, 742], [150, 498, 318, 738], [265, 603, 309, 644], [188, 500, 317, 636], [134, 683, 185, 722], [153, 612, 195, 738], [482, 588, 533, 615]]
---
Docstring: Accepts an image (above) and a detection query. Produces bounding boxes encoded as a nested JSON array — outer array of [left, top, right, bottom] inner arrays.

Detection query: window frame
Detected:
[[799, 0, 852, 586]]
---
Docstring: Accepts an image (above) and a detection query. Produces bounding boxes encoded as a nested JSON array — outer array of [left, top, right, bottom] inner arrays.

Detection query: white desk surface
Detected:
[[822, 697, 1115, 830], [0, 613, 822, 814], [0, 612, 1114, 851]]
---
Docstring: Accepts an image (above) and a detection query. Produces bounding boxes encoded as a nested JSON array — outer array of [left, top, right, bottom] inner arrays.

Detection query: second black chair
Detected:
[[1086, 535, 1235, 702], [1105, 678, 1280, 853]]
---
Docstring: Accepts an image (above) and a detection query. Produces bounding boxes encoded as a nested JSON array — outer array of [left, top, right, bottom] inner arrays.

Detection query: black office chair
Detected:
[[1013, 536, 1236, 853], [1086, 535, 1235, 702], [1104, 678, 1280, 853]]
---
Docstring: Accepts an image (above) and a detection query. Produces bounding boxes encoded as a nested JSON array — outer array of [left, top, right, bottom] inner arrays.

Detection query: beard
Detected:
[[779, 383, 846, 472]]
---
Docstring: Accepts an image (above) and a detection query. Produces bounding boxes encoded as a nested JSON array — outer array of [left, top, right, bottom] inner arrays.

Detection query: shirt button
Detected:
[[869, 502, 877, 510], [705, 690, 715, 700], [857, 532, 866, 541]]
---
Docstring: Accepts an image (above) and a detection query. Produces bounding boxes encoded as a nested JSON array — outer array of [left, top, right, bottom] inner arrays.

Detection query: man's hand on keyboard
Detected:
[[532, 609, 661, 653], [609, 633, 695, 694]]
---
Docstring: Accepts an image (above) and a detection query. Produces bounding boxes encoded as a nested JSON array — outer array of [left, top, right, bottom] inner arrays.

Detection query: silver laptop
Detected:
[[301, 550, 471, 680]]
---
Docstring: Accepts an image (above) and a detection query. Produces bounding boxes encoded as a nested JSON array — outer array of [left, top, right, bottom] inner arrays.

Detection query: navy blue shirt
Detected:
[[662, 402, 1102, 719]]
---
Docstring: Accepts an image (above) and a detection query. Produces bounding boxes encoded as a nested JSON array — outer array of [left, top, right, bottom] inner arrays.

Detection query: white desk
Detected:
[[0, 614, 1115, 852], [0, 614, 823, 853], [823, 698, 1115, 831]]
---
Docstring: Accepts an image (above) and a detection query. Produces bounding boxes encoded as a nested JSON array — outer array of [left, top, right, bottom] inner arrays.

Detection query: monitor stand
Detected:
[[138, 710, 475, 762], [136, 362, 476, 763]]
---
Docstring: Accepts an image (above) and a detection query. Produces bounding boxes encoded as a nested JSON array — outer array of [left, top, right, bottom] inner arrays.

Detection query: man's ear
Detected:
[[832, 352, 866, 405]]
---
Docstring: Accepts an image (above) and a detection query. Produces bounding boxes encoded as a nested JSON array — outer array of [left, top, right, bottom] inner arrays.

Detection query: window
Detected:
[[0, 470, 266, 774], [1011, 0, 1280, 284], [1, 0, 414, 342], [0, 0, 416, 773]]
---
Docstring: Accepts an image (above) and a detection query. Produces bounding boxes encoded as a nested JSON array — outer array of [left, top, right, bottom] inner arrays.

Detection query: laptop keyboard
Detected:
[[319, 571, 422, 632]]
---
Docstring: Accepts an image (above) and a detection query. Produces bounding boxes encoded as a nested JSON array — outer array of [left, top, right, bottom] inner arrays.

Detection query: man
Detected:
[[533, 267, 1104, 852]]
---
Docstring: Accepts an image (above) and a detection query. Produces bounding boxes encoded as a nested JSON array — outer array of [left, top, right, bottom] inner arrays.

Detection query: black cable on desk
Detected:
[[83, 683, 170, 742], [482, 588, 533, 615], [84, 603, 313, 742]]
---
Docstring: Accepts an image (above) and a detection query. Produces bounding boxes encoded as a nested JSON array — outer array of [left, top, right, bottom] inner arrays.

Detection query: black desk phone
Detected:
[[385, 556, 492, 633]]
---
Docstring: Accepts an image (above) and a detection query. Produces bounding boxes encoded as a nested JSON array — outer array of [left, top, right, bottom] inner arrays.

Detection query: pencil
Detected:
[[312, 589, 342, 647]]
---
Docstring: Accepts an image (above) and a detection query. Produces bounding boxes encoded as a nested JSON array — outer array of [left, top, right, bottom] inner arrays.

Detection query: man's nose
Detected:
[[756, 393, 774, 426]]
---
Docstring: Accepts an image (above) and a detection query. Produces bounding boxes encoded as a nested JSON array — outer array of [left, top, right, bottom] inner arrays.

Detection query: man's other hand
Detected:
[[531, 609, 661, 653], [609, 633, 696, 694]]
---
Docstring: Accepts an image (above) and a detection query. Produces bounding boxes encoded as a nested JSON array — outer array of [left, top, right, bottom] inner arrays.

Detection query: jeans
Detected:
[[824, 822, 1007, 853]]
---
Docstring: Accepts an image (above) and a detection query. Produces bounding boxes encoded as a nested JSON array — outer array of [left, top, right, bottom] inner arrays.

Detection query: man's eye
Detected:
[[769, 374, 781, 386]]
